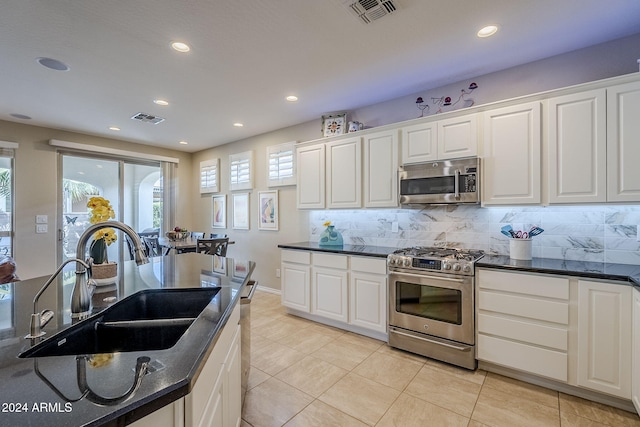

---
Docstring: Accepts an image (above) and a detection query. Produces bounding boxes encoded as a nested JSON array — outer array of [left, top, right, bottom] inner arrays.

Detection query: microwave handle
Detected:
[[454, 169, 461, 200]]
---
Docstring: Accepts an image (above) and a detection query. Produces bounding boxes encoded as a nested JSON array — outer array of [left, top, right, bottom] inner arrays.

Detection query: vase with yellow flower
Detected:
[[87, 196, 118, 280], [318, 221, 343, 247]]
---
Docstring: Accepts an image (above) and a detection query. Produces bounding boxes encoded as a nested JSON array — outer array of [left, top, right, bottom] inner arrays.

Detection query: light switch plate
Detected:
[[36, 224, 48, 233], [391, 221, 399, 233], [36, 215, 48, 224]]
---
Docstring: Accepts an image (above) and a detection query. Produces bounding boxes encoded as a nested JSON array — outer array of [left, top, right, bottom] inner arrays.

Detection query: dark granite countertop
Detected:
[[0, 253, 254, 427], [278, 241, 397, 258], [477, 255, 640, 287]]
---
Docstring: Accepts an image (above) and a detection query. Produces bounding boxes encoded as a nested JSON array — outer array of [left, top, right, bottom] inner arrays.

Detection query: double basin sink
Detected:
[[19, 288, 221, 358]]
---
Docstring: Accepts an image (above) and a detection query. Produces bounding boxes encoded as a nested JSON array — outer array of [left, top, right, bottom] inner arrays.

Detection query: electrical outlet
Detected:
[[275, 268, 281, 278], [36, 215, 48, 224], [637, 225, 640, 242], [36, 224, 48, 233], [391, 221, 399, 233]]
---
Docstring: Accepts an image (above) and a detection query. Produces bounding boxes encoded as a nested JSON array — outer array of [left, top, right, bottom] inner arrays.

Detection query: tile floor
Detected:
[[242, 291, 640, 427]]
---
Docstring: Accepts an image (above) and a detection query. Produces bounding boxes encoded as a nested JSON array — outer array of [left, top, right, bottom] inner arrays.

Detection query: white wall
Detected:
[[193, 33, 640, 291]]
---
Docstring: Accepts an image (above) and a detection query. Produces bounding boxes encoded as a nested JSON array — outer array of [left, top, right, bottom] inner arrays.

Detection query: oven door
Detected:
[[388, 270, 474, 345]]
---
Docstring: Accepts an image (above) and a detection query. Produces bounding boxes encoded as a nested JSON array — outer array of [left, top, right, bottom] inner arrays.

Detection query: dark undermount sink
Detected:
[[19, 288, 221, 358]]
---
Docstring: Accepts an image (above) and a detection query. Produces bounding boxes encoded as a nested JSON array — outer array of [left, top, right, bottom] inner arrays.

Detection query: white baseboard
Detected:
[[256, 285, 280, 296]]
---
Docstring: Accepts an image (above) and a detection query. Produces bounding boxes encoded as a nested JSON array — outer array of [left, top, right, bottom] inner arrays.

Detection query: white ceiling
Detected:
[[1, 0, 639, 153]]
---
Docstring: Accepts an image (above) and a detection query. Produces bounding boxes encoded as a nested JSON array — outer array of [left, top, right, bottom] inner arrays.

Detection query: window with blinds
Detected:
[[267, 141, 296, 187], [200, 158, 219, 193], [229, 151, 253, 191]]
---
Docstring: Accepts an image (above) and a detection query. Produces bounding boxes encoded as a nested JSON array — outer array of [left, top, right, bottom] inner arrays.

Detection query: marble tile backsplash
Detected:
[[309, 205, 640, 265]]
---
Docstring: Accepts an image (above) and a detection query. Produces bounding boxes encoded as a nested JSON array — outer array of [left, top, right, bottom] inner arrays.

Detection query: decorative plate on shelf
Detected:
[[322, 113, 347, 137]]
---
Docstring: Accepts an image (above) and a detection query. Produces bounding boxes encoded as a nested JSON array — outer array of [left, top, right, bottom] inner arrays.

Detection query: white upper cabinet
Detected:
[[607, 80, 640, 202], [482, 102, 541, 205], [547, 89, 607, 203], [363, 130, 399, 208], [437, 113, 479, 159], [296, 144, 325, 209], [401, 121, 437, 164], [326, 137, 362, 208]]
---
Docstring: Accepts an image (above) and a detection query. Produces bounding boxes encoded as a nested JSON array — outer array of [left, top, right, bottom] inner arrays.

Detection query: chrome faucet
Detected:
[[26, 221, 149, 339], [73, 221, 149, 318]]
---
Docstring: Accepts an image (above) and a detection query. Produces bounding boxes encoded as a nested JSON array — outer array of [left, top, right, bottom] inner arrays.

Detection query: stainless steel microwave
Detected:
[[398, 157, 480, 205]]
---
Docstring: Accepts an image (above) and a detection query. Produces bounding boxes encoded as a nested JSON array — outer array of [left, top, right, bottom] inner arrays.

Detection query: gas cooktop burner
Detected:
[[388, 246, 484, 275]]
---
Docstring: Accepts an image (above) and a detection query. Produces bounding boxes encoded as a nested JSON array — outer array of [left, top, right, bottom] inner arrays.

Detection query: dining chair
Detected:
[[195, 238, 229, 257], [191, 232, 205, 239], [143, 236, 165, 257], [210, 233, 227, 239]]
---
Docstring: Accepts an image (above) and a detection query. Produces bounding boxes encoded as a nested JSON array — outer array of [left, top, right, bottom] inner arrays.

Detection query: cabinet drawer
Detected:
[[479, 290, 569, 324], [478, 269, 569, 300], [313, 253, 348, 269], [478, 313, 568, 351], [351, 256, 386, 274], [281, 250, 311, 264], [478, 334, 568, 382]]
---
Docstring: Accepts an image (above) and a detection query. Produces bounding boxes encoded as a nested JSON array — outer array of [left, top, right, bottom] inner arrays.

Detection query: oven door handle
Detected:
[[390, 271, 467, 283], [390, 328, 472, 352], [454, 169, 461, 200]]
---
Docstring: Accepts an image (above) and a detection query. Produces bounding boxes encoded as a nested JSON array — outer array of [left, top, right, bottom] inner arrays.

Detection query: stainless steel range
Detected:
[[387, 247, 484, 370]]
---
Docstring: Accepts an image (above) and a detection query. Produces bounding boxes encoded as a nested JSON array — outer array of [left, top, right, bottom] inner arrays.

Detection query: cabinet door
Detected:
[[349, 270, 387, 333], [401, 121, 437, 164], [296, 144, 325, 209], [607, 80, 640, 202], [363, 130, 399, 208], [223, 325, 242, 427], [327, 137, 362, 208], [281, 261, 311, 312], [547, 89, 606, 203], [312, 266, 348, 323], [577, 280, 632, 399], [437, 113, 478, 159], [633, 288, 640, 415], [482, 102, 541, 205]]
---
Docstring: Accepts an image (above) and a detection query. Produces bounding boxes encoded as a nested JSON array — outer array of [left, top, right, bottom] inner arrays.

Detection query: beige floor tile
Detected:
[[275, 327, 338, 354], [376, 393, 469, 427], [483, 372, 559, 409], [251, 340, 306, 376], [467, 421, 492, 427], [318, 372, 401, 426], [352, 351, 422, 391], [283, 400, 368, 427], [243, 377, 313, 427], [405, 364, 481, 418], [423, 358, 487, 386], [311, 339, 377, 371], [247, 366, 271, 390], [559, 393, 640, 427], [275, 355, 348, 397], [472, 385, 560, 427], [375, 343, 428, 364], [256, 315, 313, 341], [334, 331, 385, 353], [560, 411, 611, 427]]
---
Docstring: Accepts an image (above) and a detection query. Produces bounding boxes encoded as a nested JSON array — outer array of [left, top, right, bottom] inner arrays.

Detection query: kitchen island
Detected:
[[0, 253, 254, 427]]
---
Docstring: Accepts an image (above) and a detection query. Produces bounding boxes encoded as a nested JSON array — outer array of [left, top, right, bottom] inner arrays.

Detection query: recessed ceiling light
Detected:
[[179, 141, 188, 145], [10, 113, 31, 120], [109, 126, 121, 131], [154, 99, 169, 106], [233, 123, 244, 127], [171, 42, 191, 53], [286, 95, 298, 102], [36, 57, 70, 71], [477, 25, 498, 38]]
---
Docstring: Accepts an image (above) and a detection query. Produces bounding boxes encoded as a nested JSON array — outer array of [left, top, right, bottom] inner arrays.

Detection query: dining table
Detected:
[[158, 236, 235, 254]]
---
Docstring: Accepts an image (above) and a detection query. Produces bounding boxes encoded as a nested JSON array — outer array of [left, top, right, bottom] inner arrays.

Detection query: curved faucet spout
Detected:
[[73, 221, 149, 318]]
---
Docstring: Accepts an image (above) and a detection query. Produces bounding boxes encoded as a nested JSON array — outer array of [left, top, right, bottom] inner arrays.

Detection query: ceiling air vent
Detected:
[[131, 112, 165, 125], [341, 0, 397, 24]]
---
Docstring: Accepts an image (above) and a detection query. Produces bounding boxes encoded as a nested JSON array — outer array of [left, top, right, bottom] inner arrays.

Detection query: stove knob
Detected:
[[442, 263, 451, 270], [403, 258, 412, 267], [452, 263, 461, 271], [462, 265, 471, 273]]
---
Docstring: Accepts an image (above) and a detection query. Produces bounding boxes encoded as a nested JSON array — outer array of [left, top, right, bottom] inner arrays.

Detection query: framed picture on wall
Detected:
[[232, 193, 249, 230], [212, 194, 226, 228], [258, 190, 278, 230]]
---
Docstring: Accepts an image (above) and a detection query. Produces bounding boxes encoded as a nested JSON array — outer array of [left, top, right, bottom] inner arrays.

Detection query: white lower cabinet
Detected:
[[576, 279, 632, 399], [476, 269, 570, 381], [132, 304, 241, 427], [632, 287, 640, 415], [281, 250, 387, 338]]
